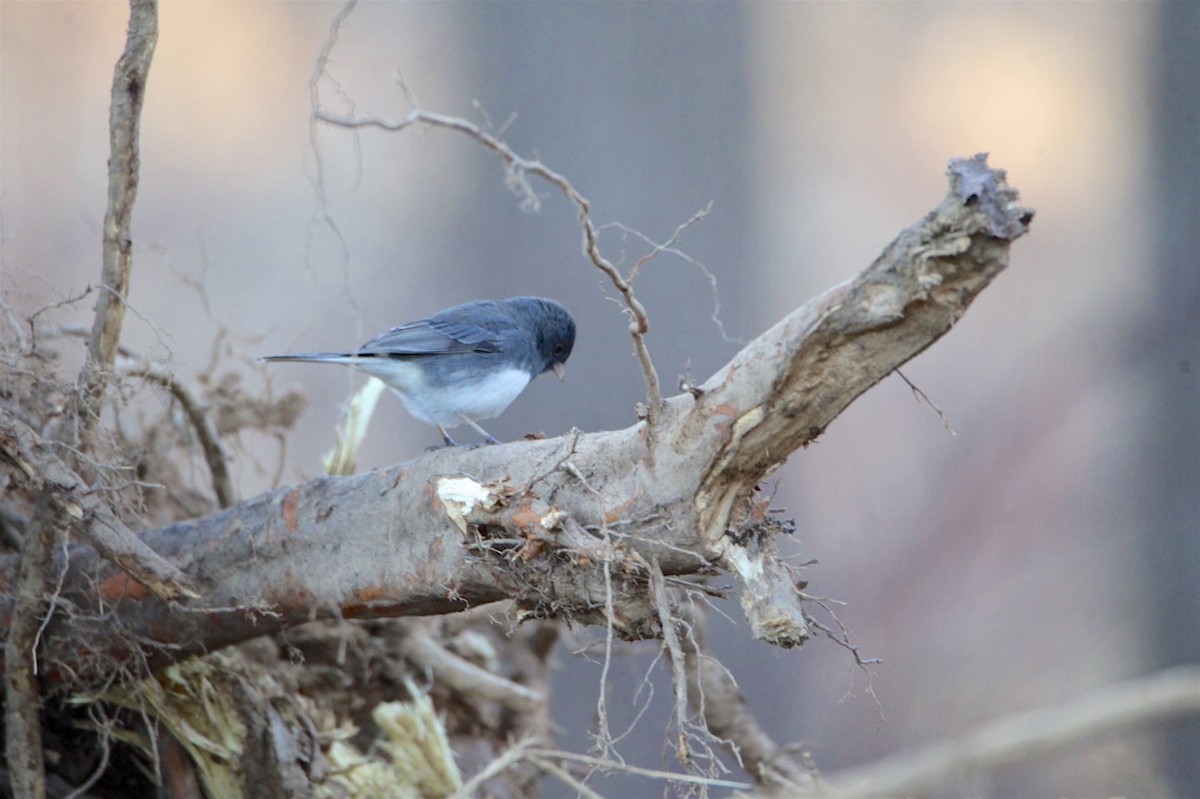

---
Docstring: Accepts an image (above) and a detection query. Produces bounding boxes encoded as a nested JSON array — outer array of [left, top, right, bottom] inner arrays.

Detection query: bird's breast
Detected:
[[394, 365, 532, 426]]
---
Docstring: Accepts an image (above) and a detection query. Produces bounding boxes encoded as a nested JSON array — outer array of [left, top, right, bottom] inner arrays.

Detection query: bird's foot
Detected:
[[460, 415, 501, 445]]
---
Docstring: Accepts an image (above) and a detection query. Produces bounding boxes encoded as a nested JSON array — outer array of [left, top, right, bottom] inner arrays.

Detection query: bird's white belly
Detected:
[[392, 366, 531, 427]]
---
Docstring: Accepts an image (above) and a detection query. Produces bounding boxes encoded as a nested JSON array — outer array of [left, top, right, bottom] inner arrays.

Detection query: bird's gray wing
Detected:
[[358, 305, 517, 356]]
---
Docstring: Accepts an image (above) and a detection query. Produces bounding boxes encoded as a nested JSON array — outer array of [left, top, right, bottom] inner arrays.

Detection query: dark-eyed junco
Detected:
[[261, 296, 575, 446]]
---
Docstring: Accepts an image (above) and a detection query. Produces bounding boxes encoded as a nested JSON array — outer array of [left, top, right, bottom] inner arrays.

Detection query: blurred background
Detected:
[[2, 2, 1197, 796]]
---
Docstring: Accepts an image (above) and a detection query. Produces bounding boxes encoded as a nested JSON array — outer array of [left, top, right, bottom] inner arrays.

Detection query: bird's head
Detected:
[[514, 297, 575, 380]]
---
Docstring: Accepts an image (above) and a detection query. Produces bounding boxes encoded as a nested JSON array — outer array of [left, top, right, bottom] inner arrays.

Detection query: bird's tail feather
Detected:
[[258, 353, 359, 364]]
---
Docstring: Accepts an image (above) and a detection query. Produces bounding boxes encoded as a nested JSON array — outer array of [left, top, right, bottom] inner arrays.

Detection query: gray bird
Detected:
[[261, 296, 575, 446]]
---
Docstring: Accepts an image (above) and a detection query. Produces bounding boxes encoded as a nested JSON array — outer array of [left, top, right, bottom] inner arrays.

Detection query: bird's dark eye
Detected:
[[554, 345, 565, 356]]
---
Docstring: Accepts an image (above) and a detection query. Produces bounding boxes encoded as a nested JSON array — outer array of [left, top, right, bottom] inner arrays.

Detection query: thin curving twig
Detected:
[[315, 95, 664, 439]]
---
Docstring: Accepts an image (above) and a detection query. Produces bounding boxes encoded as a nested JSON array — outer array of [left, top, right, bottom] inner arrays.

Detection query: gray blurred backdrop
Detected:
[[3, 2, 1197, 797]]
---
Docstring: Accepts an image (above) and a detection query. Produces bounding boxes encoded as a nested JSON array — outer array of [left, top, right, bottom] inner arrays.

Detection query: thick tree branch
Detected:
[[0, 407, 196, 602], [0, 156, 1031, 688]]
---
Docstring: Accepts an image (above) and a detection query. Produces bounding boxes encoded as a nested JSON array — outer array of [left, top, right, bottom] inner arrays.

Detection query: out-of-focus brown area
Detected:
[[2, 2, 1195, 797]]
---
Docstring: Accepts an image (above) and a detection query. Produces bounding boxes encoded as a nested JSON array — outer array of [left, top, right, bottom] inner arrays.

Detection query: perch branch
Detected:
[[0, 156, 1031, 688]]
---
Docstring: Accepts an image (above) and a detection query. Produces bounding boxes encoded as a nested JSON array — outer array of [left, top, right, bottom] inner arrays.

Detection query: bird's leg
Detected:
[[436, 425, 460, 447], [460, 415, 501, 445]]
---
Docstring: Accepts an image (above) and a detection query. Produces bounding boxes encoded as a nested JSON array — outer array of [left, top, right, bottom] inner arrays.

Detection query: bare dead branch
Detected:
[[0, 156, 1031, 689], [3, 497, 59, 799], [815, 665, 1200, 798], [525, 748, 754, 792], [85, 0, 157, 378], [896, 368, 955, 433], [305, 0, 357, 266], [601, 214, 740, 345], [4, 5, 160, 793], [505, 620, 560, 748], [398, 623, 544, 716], [448, 738, 536, 799], [0, 407, 195, 601], [121, 361, 234, 508], [25, 0, 188, 644], [625, 203, 712, 284], [437, 599, 517, 635], [680, 603, 816, 794], [649, 561, 694, 767], [525, 753, 607, 799], [721, 512, 810, 648], [45, 324, 241, 510]]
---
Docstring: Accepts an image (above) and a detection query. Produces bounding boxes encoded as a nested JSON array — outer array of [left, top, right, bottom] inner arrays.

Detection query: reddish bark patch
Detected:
[[98, 570, 150, 601], [507, 500, 545, 532], [357, 584, 386, 603], [281, 488, 300, 534]]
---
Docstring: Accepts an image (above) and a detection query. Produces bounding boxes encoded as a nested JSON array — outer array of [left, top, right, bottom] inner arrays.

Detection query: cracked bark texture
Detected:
[[0, 155, 1032, 689]]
